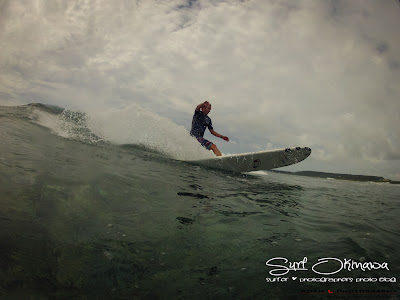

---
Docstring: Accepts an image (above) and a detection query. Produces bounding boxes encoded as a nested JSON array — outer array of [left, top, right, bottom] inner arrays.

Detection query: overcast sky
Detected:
[[1, 0, 400, 179]]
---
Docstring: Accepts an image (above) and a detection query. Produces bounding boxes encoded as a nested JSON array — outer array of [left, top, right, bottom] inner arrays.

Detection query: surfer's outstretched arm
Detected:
[[210, 129, 229, 142]]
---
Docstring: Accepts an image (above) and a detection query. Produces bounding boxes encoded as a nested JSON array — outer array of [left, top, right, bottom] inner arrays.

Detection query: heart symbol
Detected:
[[292, 277, 297, 280]]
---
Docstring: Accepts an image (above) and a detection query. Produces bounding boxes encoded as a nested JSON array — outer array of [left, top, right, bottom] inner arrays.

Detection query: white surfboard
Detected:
[[191, 147, 311, 173]]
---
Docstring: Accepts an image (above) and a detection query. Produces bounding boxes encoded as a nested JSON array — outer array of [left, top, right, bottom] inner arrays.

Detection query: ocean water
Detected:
[[0, 104, 399, 299]]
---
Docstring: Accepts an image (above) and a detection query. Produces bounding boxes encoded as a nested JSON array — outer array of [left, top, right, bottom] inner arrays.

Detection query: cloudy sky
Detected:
[[1, 0, 400, 179]]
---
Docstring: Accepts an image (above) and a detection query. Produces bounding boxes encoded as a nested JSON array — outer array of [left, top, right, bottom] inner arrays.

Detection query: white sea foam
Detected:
[[247, 170, 269, 176], [31, 103, 214, 161], [30, 109, 70, 139], [87, 104, 214, 161]]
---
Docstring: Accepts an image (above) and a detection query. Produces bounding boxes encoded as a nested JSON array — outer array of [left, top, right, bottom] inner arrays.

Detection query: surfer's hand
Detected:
[[222, 136, 229, 142]]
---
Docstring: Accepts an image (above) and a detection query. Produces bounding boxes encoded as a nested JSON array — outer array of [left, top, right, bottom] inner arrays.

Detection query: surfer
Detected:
[[190, 101, 229, 156]]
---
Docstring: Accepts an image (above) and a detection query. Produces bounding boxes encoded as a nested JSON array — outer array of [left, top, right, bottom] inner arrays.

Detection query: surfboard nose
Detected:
[[304, 147, 312, 158]]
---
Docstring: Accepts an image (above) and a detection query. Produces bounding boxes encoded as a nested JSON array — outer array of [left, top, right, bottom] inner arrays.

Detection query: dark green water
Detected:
[[0, 105, 399, 299]]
